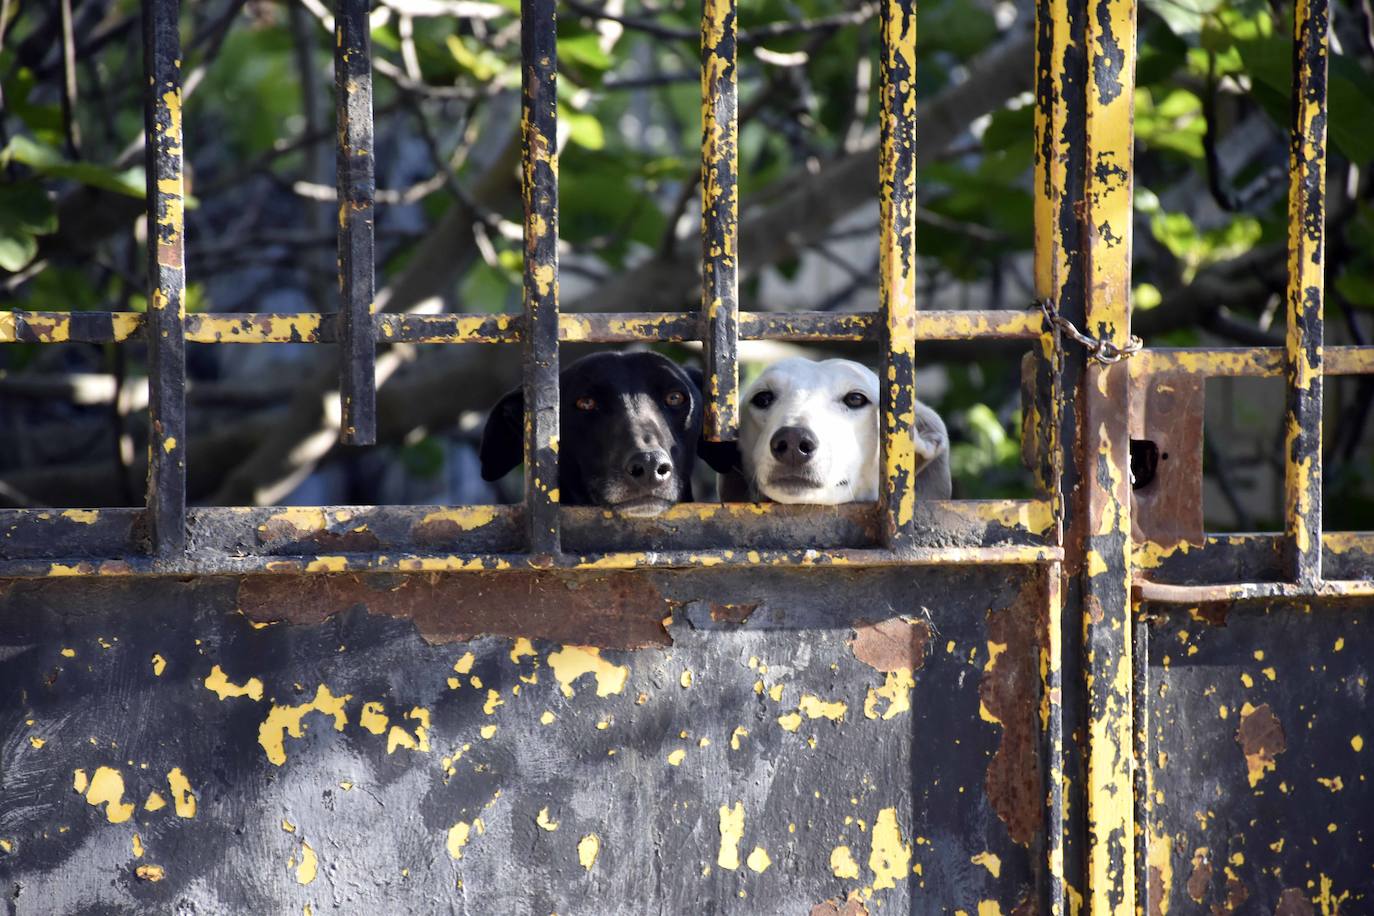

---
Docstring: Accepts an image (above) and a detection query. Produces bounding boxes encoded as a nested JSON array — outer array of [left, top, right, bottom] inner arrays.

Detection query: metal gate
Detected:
[[1, 0, 1370, 912]]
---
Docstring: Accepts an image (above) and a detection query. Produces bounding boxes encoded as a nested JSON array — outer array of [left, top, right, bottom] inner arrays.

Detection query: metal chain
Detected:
[[1033, 298, 1143, 365]]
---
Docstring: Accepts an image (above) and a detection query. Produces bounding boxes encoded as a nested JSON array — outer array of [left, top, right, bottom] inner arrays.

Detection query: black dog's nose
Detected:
[[770, 426, 817, 467], [625, 450, 673, 482]]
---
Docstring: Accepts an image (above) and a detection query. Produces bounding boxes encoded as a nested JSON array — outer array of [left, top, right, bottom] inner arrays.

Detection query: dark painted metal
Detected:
[[334, 0, 378, 446], [520, 0, 561, 559], [700, 0, 739, 442], [1282, 0, 1328, 586], [141, 0, 187, 558]]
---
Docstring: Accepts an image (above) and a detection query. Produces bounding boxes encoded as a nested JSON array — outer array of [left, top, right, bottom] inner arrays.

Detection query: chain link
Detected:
[[1033, 298, 1143, 365]]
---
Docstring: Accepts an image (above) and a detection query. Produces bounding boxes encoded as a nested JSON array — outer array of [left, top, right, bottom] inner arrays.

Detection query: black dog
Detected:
[[479, 351, 737, 516]]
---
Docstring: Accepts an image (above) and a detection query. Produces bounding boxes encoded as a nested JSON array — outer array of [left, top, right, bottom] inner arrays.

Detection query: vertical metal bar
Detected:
[[1081, 0, 1137, 905], [335, 0, 378, 445], [1131, 616, 1151, 916], [877, 0, 918, 549], [521, 0, 561, 558], [1283, 0, 1327, 585], [142, 0, 187, 557], [700, 0, 739, 442], [1040, 562, 1067, 915]]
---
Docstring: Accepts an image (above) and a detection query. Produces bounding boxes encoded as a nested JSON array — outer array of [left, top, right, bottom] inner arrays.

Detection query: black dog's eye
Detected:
[[575, 396, 596, 411], [750, 390, 775, 409], [664, 390, 686, 408], [842, 391, 871, 409]]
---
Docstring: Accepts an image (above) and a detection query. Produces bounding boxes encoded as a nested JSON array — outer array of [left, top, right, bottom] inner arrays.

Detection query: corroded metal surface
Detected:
[[1128, 371, 1203, 547], [334, 0, 378, 446], [700, 0, 739, 442], [141, 0, 187, 558], [0, 568, 1051, 913]]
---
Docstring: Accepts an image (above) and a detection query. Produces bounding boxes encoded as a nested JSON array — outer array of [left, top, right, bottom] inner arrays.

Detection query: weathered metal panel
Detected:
[[1139, 599, 1373, 914], [0, 568, 1052, 913]]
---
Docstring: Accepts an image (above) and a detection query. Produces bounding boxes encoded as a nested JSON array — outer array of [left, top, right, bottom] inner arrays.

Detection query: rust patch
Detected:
[[979, 571, 1046, 846], [1148, 864, 1167, 916], [708, 602, 759, 626], [810, 893, 869, 916], [1275, 889, 1315, 916], [1211, 876, 1249, 915], [256, 516, 381, 552], [1235, 703, 1286, 787], [1187, 602, 1232, 628], [1186, 848, 1212, 903], [849, 617, 932, 673], [1084, 593, 1105, 625], [237, 572, 672, 650]]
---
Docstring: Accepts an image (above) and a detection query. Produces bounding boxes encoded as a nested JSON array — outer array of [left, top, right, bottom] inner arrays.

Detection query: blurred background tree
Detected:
[[0, 0, 1370, 527]]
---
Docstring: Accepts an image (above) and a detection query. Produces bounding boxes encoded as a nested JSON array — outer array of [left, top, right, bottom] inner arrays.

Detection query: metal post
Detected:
[[701, 0, 740, 443], [877, 0, 918, 549], [1283, 0, 1328, 586], [142, 0, 187, 556], [335, 0, 378, 445], [521, 0, 561, 558]]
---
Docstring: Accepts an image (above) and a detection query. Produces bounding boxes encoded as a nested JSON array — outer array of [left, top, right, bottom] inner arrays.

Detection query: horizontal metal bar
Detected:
[[0, 543, 1064, 579], [0, 498, 1055, 561], [1131, 347, 1374, 378], [1133, 531, 1373, 583], [0, 309, 1046, 346], [1134, 578, 1374, 603]]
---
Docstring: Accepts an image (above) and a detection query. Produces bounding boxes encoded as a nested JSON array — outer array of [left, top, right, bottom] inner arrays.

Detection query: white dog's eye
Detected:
[[842, 391, 871, 409], [750, 390, 775, 409]]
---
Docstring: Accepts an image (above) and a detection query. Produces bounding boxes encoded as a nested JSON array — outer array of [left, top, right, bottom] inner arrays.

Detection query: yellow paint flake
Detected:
[[204, 665, 264, 702], [483, 690, 504, 715], [680, 670, 694, 688], [778, 712, 802, 732], [666, 748, 687, 767], [359, 702, 388, 735], [977, 902, 1003, 916], [61, 648, 76, 658], [1262, 667, 1277, 681], [578, 834, 600, 870], [830, 845, 861, 879], [453, 652, 475, 674], [135, 864, 165, 882], [547, 646, 629, 697], [480, 724, 497, 739], [972, 851, 1002, 878], [28, 736, 44, 749], [798, 694, 847, 722], [537, 808, 559, 831], [132, 834, 144, 857], [447, 822, 473, 859], [730, 727, 748, 750], [85, 766, 135, 824], [282, 820, 296, 833], [1240, 673, 1254, 688], [1353, 735, 1364, 752], [167, 768, 196, 818], [257, 684, 351, 766], [145, 791, 166, 812], [869, 807, 912, 890], [864, 669, 915, 720], [717, 802, 744, 870], [746, 847, 772, 873], [73, 769, 89, 793], [387, 708, 431, 754], [295, 842, 317, 885], [0, 839, 10, 853], [768, 684, 784, 703], [510, 637, 536, 664], [540, 710, 556, 725], [151, 654, 166, 676]]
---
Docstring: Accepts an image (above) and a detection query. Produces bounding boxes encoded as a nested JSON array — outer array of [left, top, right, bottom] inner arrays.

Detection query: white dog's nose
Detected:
[[769, 426, 817, 467]]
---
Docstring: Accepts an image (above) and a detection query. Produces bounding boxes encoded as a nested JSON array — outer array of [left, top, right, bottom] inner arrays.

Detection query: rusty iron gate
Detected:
[[1, 0, 1372, 912]]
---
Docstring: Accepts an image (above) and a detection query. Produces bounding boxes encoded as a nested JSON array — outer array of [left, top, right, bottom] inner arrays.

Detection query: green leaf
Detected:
[[0, 230, 38, 272], [1, 136, 146, 198], [559, 34, 613, 71], [0, 181, 57, 235], [559, 102, 605, 150]]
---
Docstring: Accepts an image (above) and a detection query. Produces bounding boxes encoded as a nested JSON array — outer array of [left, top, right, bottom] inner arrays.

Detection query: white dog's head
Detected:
[[737, 357, 951, 504]]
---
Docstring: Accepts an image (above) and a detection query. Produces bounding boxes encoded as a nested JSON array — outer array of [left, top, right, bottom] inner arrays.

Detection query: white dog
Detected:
[[732, 357, 951, 504]]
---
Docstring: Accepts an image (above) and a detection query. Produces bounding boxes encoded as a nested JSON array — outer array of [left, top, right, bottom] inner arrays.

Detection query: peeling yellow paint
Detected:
[[28, 736, 44, 749], [167, 768, 196, 818], [359, 701, 388, 735], [151, 654, 166, 676], [864, 669, 915, 720], [717, 802, 744, 870], [869, 807, 912, 890], [537, 808, 559, 831], [483, 690, 504, 715], [778, 712, 802, 732], [540, 710, 556, 725], [447, 822, 473, 859], [62, 509, 99, 525], [135, 864, 165, 882], [680, 670, 694, 688], [258, 685, 351, 766], [578, 834, 600, 870], [730, 727, 748, 750], [145, 791, 166, 812], [480, 724, 497, 739], [453, 652, 475, 674], [73, 769, 88, 794], [746, 847, 772, 873], [1353, 735, 1364, 752], [510, 637, 536, 664], [61, 648, 76, 658], [205, 665, 264, 702], [798, 694, 847, 722], [667, 749, 687, 767], [977, 902, 1003, 916], [830, 844, 861, 879], [387, 707, 431, 754], [85, 766, 135, 824], [295, 841, 317, 885], [972, 851, 1002, 878], [547, 647, 628, 698]]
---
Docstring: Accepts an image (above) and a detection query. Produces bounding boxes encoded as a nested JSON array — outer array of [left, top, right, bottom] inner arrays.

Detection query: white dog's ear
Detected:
[[912, 402, 948, 462]]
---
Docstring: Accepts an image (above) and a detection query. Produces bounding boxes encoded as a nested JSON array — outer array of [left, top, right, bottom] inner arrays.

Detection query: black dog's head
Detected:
[[479, 351, 738, 516]]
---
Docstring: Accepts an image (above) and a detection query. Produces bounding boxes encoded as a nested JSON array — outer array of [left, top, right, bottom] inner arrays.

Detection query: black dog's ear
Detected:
[[686, 367, 743, 473], [478, 387, 524, 481]]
